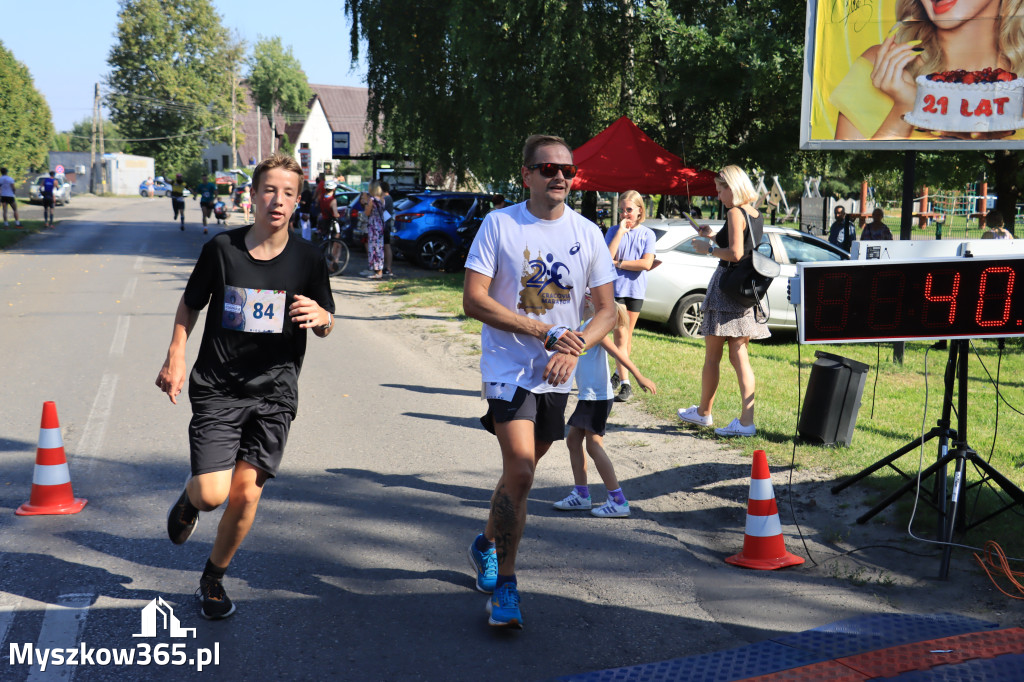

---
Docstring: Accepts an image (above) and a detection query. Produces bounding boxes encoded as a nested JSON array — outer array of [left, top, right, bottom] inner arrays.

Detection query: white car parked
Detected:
[[638, 218, 849, 337], [28, 175, 72, 205]]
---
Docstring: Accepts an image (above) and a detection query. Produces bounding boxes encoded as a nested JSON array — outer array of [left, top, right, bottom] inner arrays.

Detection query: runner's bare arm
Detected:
[[156, 295, 199, 405]]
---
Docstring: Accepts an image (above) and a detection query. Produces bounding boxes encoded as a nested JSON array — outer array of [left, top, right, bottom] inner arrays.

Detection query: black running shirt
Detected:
[[183, 226, 335, 413]]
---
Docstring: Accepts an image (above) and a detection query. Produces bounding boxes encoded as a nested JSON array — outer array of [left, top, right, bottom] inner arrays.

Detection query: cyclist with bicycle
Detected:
[[316, 182, 340, 240]]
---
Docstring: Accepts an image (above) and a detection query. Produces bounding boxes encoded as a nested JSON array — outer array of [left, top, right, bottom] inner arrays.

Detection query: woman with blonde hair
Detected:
[[364, 181, 386, 279], [677, 165, 769, 437], [832, 0, 1024, 140], [605, 190, 657, 402]]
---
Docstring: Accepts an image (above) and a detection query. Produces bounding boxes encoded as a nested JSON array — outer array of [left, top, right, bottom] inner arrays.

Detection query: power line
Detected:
[[67, 124, 229, 143]]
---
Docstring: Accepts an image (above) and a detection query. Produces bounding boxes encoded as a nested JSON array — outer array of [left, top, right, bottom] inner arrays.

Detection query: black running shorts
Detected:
[[567, 398, 615, 437], [188, 400, 293, 478], [614, 296, 644, 313], [484, 386, 570, 443]]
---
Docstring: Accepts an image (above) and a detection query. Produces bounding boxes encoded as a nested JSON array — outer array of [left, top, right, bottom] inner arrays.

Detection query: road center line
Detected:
[[121, 277, 137, 300], [25, 593, 93, 682], [109, 316, 130, 357], [73, 374, 117, 473]]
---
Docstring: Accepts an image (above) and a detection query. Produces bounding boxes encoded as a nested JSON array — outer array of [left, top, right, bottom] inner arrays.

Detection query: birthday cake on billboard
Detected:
[[903, 68, 1024, 134]]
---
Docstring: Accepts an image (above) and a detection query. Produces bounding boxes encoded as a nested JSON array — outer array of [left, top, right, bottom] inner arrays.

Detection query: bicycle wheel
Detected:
[[321, 238, 350, 277]]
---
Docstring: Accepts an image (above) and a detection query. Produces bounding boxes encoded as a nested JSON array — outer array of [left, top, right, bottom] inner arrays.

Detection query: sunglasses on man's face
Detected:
[[525, 163, 578, 179]]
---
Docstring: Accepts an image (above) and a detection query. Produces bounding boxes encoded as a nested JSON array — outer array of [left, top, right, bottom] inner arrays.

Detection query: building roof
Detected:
[[308, 84, 370, 156]]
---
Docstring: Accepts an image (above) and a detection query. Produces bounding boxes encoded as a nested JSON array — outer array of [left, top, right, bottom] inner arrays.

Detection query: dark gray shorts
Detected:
[[567, 399, 615, 436], [484, 386, 569, 443], [188, 400, 293, 478]]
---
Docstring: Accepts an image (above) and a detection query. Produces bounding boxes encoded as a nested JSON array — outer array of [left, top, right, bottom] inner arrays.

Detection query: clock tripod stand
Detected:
[[832, 339, 1024, 579]]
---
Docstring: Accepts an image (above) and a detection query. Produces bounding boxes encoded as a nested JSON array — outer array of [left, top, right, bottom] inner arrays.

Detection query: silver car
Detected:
[[638, 218, 848, 337], [28, 175, 72, 205]]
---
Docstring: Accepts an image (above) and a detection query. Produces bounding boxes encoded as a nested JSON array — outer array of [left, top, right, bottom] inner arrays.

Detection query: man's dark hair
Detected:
[[380, 180, 390, 192], [49, 171, 55, 177], [252, 153, 303, 192], [522, 134, 572, 165], [0, 168, 6, 175], [986, 209, 1004, 228]]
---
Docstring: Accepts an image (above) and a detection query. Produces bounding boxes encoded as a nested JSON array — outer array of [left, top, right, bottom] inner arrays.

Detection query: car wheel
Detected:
[[140, 190, 147, 197], [670, 293, 705, 338], [416, 235, 452, 270]]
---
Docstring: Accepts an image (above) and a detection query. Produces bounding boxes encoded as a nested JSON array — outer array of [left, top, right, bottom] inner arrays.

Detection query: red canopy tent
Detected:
[[572, 116, 717, 196]]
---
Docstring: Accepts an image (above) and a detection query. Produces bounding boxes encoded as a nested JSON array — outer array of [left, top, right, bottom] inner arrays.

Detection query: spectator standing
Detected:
[[463, 134, 617, 629], [605, 190, 656, 402], [158, 154, 335, 620], [240, 184, 252, 223], [828, 206, 857, 251], [860, 208, 893, 240], [146, 177, 155, 199], [381, 180, 395, 277], [0, 167, 20, 227], [981, 209, 1013, 240], [677, 164, 769, 437], [364, 181, 386, 279]]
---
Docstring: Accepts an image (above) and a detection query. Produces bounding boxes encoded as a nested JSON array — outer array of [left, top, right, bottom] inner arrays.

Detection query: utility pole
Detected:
[[98, 95, 106, 195], [256, 104, 262, 162], [231, 66, 238, 167], [89, 84, 98, 194]]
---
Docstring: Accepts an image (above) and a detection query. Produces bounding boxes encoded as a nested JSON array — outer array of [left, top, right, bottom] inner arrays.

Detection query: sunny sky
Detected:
[[4, 1, 368, 132]]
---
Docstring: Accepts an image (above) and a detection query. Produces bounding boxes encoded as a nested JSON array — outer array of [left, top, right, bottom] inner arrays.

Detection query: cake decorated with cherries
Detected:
[[904, 68, 1024, 134]]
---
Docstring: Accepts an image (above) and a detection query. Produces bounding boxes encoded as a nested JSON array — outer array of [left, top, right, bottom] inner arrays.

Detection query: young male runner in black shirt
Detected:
[[157, 153, 335, 619]]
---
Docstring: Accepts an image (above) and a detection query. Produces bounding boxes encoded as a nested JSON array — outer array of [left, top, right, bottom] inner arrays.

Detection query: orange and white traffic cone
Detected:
[[725, 449, 803, 570], [16, 401, 87, 516]]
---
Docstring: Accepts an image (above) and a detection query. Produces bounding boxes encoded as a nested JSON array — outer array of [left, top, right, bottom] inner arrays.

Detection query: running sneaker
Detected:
[[196, 576, 236, 620], [486, 583, 523, 629], [167, 477, 199, 545], [714, 418, 756, 437], [677, 406, 713, 427], [591, 499, 631, 518], [553, 490, 592, 511], [614, 384, 633, 402], [467, 537, 498, 593], [611, 372, 621, 391]]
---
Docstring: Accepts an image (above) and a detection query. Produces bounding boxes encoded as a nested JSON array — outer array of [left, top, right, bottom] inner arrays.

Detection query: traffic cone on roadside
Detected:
[[725, 449, 803, 570], [15, 402, 87, 516]]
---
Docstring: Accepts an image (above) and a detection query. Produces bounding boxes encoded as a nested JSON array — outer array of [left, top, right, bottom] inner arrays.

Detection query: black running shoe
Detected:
[[167, 478, 199, 545], [614, 383, 633, 402], [196, 576, 236, 620], [611, 372, 621, 391]]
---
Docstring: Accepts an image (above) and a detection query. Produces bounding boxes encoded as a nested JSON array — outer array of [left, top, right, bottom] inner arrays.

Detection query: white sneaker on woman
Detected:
[[714, 419, 756, 437], [677, 406, 713, 427]]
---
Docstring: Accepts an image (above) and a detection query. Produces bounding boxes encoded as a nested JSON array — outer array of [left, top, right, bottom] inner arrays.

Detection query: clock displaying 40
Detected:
[[797, 256, 1024, 344]]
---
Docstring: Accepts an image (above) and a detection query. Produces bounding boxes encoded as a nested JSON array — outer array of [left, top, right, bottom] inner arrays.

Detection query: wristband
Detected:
[[545, 325, 569, 350]]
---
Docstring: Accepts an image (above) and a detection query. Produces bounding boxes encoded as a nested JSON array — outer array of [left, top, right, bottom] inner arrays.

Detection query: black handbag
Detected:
[[718, 211, 781, 320]]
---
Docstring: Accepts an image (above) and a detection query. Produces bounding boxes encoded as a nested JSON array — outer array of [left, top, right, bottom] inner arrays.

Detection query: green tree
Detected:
[[248, 36, 312, 155], [64, 117, 127, 153], [0, 41, 55, 176], [106, 0, 242, 173]]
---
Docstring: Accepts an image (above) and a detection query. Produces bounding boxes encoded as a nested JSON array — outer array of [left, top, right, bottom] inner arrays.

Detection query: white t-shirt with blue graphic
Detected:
[[466, 202, 616, 394]]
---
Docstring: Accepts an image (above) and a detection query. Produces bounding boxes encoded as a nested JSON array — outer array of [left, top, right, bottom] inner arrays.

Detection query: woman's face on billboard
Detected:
[[921, 0, 1001, 30]]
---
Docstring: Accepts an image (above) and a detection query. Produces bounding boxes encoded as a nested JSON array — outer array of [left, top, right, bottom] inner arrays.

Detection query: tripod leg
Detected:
[[831, 428, 943, 495], [939, 449, 969, 580], [856, 453, 953, 524]]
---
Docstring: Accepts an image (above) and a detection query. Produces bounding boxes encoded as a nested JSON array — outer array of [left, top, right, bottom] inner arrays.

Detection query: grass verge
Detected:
[[381, 271, 1024, 556], [0, 221, 48, 250]]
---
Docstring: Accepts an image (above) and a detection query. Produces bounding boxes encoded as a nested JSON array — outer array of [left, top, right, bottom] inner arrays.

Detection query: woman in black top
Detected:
[[677, 165, 769, 437]]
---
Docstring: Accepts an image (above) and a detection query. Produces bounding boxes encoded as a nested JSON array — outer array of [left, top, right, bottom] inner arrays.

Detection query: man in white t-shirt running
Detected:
[[463, 134, 617, 629], [0, 167, 21, 227]]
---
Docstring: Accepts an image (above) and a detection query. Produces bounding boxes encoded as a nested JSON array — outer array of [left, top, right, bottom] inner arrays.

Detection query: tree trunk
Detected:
[[991, 150, 1020, 236], [581, 191, 597, 223]]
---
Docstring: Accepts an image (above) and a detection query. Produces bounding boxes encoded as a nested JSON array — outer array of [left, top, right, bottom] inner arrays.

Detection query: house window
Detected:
[[222, 155, 230, 169], [210, 159, 218, 173]]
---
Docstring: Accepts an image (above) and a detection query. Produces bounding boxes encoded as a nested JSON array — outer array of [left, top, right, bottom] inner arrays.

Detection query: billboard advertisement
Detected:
[[800, 0, 1024, 150]]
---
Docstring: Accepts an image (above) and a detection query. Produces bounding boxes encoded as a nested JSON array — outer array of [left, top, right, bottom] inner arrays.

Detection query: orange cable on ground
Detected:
[[974, 540, 1024, 600]]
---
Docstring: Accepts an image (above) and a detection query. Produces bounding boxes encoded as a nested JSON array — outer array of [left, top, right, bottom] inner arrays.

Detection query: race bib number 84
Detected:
[[222, 286, 286, 333]]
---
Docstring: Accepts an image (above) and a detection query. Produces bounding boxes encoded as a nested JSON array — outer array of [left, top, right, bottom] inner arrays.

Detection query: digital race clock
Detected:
[[796, 255, 1024, 343]]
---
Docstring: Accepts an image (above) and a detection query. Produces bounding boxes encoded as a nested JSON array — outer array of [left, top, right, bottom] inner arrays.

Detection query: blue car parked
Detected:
[[391, 192, 497, 269]]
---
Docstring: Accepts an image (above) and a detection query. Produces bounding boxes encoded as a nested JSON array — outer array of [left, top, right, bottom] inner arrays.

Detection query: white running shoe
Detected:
[[677, 406, 713, 427], [591, 499, 630, 518], [553, 490, 592, 511], [714, 418, 756, 437]]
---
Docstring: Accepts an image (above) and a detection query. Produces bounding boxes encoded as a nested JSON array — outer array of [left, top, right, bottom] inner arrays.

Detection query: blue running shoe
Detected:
[[468, 537, 497, 594], [486, 583, 523, 629]]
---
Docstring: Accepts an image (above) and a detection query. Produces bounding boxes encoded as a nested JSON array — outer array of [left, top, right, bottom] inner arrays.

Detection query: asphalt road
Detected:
[[0, 197, 1017, 681]]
